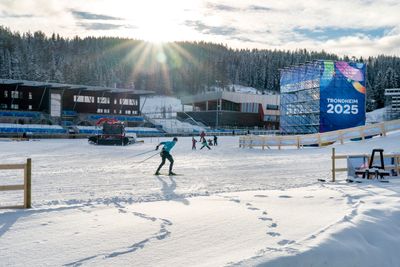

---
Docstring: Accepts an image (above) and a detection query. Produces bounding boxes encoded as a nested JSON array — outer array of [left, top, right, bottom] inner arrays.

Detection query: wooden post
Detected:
[[381, 123, 386, 137], [296, 136, 300, 149], [360, 128, 365, 141], [332, 148, 336, 182], [24, 158, 32, 208], [278, 137, 281, 150], [339, 130, 344, 145], [317, 133, 322, 147]]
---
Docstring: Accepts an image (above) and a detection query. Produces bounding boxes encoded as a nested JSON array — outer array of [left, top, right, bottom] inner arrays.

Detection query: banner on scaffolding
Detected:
[[319, 61, 366, 132]]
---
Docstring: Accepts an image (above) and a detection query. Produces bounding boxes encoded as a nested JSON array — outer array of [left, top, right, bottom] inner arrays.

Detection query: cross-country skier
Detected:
[[200, 138, 211, 150], [155, 137, 178, 175]]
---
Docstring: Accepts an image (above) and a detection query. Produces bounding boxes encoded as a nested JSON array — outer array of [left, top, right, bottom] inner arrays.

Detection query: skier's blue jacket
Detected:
[[160, 141, 176, 152]]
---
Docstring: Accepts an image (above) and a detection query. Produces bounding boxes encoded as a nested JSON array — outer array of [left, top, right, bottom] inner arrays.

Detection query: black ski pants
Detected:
[[156, 151, 174, 173]]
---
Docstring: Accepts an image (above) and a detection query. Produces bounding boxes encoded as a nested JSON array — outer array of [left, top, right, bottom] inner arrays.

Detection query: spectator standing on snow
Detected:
[[213, 135, 218, 146], [155, 137, 178, 175], [200, 139, 211, 150], [192, 137, 198, 150]]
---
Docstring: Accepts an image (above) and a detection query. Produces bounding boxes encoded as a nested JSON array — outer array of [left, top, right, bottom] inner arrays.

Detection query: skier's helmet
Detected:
[[173, 137, 178, 142]]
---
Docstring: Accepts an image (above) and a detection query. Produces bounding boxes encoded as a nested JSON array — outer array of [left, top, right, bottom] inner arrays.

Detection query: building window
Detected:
[[11, 104, 19, 109], [119, 98, 137, 106], [125, 110, 131, 115], [266, 104, 279, 110], [73, 95, 94, 103], [264, 115, 277, 122], [97, 97, 110, 104], [103, 109, 110, 114], [29, 92, 32, 100], [97, 108, 103, 113], [132, 110, 138, 115], [11, 91, 20, 99], [4, 90, 8, 98], [114, 99, 117, 105], [28, 105, 32, 110], [0, 104, 7, 109]]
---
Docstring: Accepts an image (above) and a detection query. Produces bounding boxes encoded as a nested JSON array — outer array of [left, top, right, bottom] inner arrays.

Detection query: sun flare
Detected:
[[120, 0, 201, 43]]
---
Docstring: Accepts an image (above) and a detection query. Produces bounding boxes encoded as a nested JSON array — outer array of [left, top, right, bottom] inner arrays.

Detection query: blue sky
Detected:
[[0, 0, 400, 57]]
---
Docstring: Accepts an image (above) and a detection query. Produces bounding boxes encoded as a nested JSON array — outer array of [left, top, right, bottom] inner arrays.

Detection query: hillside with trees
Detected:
[[1, 26, 400, 111]]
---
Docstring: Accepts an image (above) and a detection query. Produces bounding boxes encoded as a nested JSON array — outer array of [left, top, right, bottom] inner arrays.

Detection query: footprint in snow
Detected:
[[303, 195, 314, 198], [258, 217, 272, 221], [277, 239, 295, 246], [118, 208, 127, 213], [279, 195, 292, 198], [254, 194, 268, 198], [248, 207, 260, 211], [269, 223, 277, 228], [267, 232, 281, 237]]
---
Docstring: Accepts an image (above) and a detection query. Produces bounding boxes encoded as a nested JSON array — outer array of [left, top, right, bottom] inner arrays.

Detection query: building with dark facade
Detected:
[[179, 91, 280, 129], [0, 79, 154, 126], [385, 88, 400, 120]]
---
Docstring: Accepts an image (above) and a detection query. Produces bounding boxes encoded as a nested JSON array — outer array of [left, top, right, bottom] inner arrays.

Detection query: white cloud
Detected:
[[0, 0, 399, 56]]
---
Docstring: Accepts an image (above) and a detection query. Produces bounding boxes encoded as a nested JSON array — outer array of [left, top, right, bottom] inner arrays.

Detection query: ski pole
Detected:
[[134, 152, 159, 164], [131, 149, 157, 158]]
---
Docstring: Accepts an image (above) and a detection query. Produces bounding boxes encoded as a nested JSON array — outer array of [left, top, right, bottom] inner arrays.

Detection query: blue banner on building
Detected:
[[319, 61, 366, 132]]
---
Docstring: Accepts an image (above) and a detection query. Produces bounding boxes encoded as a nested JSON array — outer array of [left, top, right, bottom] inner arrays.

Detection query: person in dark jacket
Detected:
[[213, 135, 218, 146], [155, 137, 178, 175]]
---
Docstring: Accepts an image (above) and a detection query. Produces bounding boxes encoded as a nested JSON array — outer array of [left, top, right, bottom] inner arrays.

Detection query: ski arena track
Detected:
[[1, 135, 400, 266]]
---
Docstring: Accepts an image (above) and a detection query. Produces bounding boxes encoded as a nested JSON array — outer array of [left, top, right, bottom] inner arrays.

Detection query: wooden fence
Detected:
[[0, 158, 32, 209], [239, 119, 400, 149], [331, 148, 400, 182]]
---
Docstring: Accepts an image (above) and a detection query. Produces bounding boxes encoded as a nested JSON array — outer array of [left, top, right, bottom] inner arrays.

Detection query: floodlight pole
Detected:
[[215, 98, 221, 128]]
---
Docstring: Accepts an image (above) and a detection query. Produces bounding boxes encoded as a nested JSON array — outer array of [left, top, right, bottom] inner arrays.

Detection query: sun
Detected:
[[120, 0, 201, 43]]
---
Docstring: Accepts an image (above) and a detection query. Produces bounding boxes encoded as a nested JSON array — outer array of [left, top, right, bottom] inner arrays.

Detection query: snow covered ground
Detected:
[[1, 133, 400, 266]]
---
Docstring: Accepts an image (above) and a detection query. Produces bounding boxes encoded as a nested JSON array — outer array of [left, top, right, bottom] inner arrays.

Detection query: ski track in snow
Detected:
[[2, 134, 400, 266]]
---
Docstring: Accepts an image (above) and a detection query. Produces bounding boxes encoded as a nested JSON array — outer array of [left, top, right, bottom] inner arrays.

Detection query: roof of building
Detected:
[[181, 91, 279, 105], [0, 79, 154, 95]]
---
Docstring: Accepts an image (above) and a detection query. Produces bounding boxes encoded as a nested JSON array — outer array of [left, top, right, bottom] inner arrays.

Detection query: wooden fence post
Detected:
[[339, 130, 344, 144], [360, 127, 365, 141], [24, 158, 32, 208], [332, 148, 336, 182], [380, 123, 386, 137]]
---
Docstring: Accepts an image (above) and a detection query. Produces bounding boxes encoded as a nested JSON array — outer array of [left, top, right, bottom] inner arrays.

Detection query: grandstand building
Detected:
[[179, 91, 280, 129], [0, 79, 154, 127]]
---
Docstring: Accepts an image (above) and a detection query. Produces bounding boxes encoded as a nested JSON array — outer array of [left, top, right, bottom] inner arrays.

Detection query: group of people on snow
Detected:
[[192, 131, 217, 150], [154, 131, 218, 175]]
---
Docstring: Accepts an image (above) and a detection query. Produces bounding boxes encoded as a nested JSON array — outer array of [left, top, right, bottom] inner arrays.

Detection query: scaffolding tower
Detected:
[[280, 60, 366, 134]]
